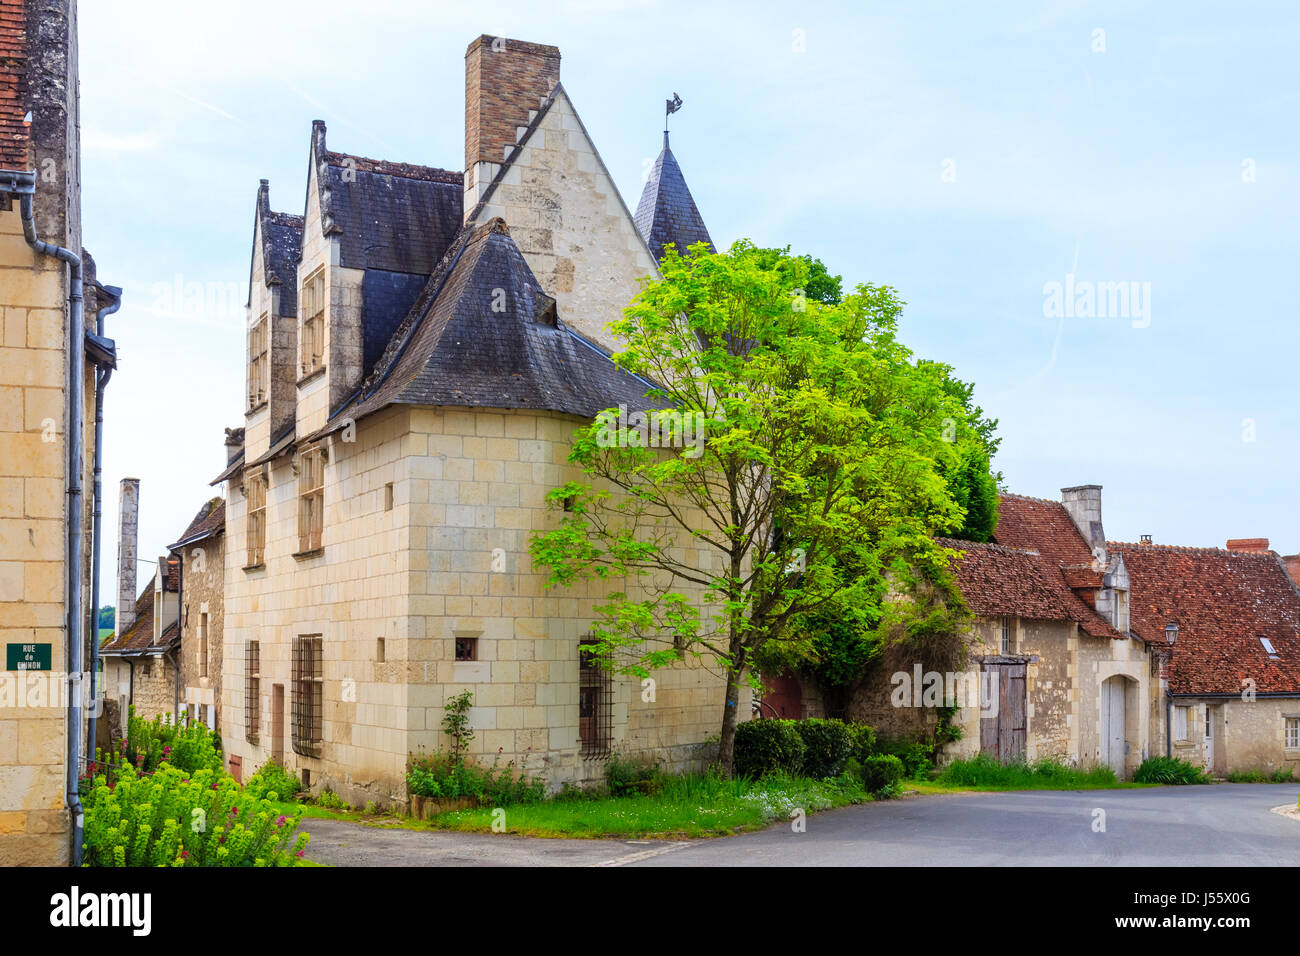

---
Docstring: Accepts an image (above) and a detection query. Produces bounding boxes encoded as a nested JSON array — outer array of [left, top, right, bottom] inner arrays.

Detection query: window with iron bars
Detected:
[[578, 638, 613, 757], [245, 641, 260, 744], [291, 636, 323, 757], [298, 446, 324, 553]]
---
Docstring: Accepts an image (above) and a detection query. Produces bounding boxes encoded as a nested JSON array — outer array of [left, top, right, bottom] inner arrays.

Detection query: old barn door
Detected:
[[1100, 677, 1126, 774], [980, 660, 1027, 762]]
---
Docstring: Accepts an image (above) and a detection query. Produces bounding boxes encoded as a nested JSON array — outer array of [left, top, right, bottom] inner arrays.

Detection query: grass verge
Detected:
[[416, 771, 872, 838], [913, 754, 1150, 792]]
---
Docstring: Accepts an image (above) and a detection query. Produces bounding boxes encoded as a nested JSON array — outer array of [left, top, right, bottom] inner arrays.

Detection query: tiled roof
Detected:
[[936, 537, 1076, 621], [1112, 541, 1300, 695], [100, 581, 179, 656], [985, 494, 1125, 639], [634, 134, 713, 264], [317, 218, 660, 433], [169, 497, 224, 549]]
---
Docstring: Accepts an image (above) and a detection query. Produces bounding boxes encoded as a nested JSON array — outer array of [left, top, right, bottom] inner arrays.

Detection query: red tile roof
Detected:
[[169, 497, 225, 549], [986, 494, 1125, 640], [1111, 541, 1300, 695], [936, 538, 1076, 621]]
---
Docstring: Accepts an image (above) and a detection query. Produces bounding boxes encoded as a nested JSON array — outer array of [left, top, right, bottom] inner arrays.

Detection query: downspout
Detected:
[[16, 179, 86, 866], [173, 552, 183, 722], [87, 284, 121, 762]]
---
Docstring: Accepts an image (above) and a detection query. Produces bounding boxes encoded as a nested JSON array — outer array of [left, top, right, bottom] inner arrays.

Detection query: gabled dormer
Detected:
[[296, 121, 463, 434], [245, 179, 302, 462], [1060, 484, 1131, 633]]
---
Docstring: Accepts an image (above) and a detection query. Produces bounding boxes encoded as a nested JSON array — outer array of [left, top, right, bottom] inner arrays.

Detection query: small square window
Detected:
[[455, 637, 477, 661]]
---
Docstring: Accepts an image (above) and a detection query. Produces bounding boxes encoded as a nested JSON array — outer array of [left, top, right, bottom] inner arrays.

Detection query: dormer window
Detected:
[[300, 268, 325, 377], [1113, 589, 1129, 632], [248, 313, 269, 408]]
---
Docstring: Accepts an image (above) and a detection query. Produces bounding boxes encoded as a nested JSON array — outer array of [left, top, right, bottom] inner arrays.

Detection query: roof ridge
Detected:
[[322, 148, 462, 185], [1000, 492, 1063, 506], [1109, 540, 1277, 556]]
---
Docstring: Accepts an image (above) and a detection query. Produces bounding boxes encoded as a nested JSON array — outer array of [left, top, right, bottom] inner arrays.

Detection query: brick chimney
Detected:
[[1226, 538, 1270, 553], [116, 478, 140, 636], [1060, 485, 1106, 557], [464, 35, 560, 211]]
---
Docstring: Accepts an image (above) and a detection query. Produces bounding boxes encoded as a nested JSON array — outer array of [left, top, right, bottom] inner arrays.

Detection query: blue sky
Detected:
[[78, 1, 1300, 601]]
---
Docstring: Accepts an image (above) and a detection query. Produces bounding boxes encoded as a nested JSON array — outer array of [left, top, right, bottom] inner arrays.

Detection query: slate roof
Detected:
[[978, 493, 1126, 639], [634, 132, 714, 264], [316, 217, 660, 435], [313, 122, 463, 277], [169, 497, 225, 550], [251, 180, 303, 315], [1112, 541, 1300, 696]]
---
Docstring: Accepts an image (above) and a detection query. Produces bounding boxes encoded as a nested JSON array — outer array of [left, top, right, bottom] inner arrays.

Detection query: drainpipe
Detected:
[[172, 552, 183, 722], [87, 284, 121, 763], [12, 176, 86, 866]]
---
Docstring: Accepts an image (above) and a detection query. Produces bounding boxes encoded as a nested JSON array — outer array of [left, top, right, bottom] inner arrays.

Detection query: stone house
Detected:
[[839, 486, 1162, 777], [99, 555, 180, 729], [215, 35, 735, 807], [1115, 537, 1300, 777], [99, 485, 226, 740], [0, 0, 121, 865], [170, 496, 225, 735]]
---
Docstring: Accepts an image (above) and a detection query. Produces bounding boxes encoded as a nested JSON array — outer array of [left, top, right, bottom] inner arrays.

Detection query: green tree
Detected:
[[528, 240, 987, 772], [748, 245, 843, 304], [97, 606, 114, 630]]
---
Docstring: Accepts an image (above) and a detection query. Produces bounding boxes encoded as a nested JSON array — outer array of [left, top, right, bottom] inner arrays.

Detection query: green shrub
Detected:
[[123, 707, 223, 776], [1132, 756, 1210, 785], [875, 736, 935, 777], [406, 750, 548, 806], [247, 759, 302, 801], [734, 720, 807, 779], [605, 752, 663, 797], [793, 719, 854, 779], [315, 789, 345, 810], [82, 761, 309, 866], [859, 754, 905, 793], [1227, 769, 1267, 783], [1271, 766, 1296, 783], [936, 753, 1118, 788], [847, 723, 877, 763]]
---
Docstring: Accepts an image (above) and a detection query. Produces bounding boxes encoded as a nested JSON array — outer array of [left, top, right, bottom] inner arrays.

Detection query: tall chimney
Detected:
[[1060, 484, 1106, 557], [116, 478, 140, 636], [464, 35, 560, 212]]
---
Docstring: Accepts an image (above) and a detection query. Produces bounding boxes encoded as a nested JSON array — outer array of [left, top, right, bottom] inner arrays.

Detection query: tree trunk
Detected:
[[718, 669, 743, 775]]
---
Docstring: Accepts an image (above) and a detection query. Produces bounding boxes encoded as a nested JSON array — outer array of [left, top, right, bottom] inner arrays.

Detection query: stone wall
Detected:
[[0, 0, 82, 866], [180, 531, 223, 729]]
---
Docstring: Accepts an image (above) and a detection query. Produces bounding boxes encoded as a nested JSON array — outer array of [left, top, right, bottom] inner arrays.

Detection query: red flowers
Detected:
[[275, 815, 288, 826]]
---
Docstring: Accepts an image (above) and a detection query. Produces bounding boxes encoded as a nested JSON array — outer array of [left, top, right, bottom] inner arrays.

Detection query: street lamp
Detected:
[[1165, 621, 1178, 644]]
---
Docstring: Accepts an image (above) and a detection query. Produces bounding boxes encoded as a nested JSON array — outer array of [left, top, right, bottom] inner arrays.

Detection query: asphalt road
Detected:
[[300, 784, 1300, 867]]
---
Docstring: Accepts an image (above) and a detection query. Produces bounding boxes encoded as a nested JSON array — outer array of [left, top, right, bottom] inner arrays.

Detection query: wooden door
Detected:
[[1203, 705, 1214, 770], [980, 662, 1027, 762], [271, 683, 285, 764]]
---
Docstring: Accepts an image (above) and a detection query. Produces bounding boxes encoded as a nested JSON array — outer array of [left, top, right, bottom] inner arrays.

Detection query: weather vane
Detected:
[[664, 93, 682, 147]]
